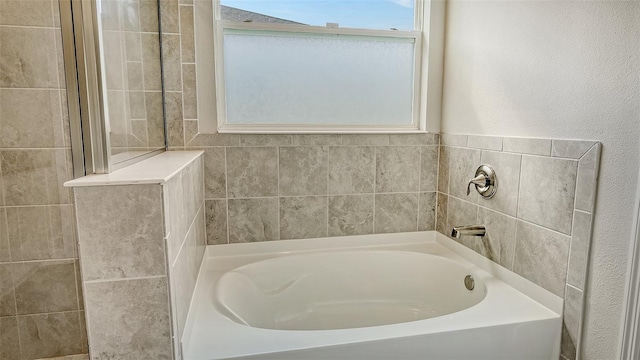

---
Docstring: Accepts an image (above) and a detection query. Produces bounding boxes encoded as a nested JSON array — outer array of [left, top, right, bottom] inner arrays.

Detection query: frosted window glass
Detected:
[[223, 31, 415, 126]]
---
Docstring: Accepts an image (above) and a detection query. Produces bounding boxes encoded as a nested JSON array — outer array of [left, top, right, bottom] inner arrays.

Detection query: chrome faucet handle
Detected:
[[467, 165, 498, 198], [467, 174, 488, 196]]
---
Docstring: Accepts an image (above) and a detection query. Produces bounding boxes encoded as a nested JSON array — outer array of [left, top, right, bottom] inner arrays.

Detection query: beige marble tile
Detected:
[[205, 199, 227, 245], [99, 0, 122, 30], [436, 193, 448, 235], [184, 120, 199, 144], [164, 172, 186, 264], [477, 207, 517, 269], [194, 201, 206, 265], [162, 34, 182, 92], [0, 89, 64, 148], [75, 185, 165, 281], [60, 90, 72, 148], [128, 91, 146, 119], [552, 140, 596, 159], [437, 146, 450, 194], [561, 285, 583, 360], [129, 120, 149, 147], [0, 316, 20, 359], [445, 196, 479, 250], [239, 134, 292, 146], [420, 146, 438, 192], [374, 193, 418, 234], [125, 32, 142, 62], [341, 134, 389, 146], [165, 91, 184, 146], [102, 31, 124, 90], [182, 64, 198, 119], [293, 135, 341, 146], [567, 211, 592, 290], [139, 0, 160, 32], [126, 61, 144, 90], [107, 91, 129, 148], [389, 133, 437, 146], [180, 4, 195, 63], [1, 149, 70, 206], [448, 147, 481, 202], [514, 221, 570, 297], [328, 195, 374, 236], [375, 146, 420, 193], [280, 196, 327, 240], [0, 27, 58, 88], [0, 209, 10, 263], [279, 146, 328, 196], [202, 147, 226, 199], [228, 198, 279, 243], [467, 135, 503, 151], [328, 146, 375, 195], [122, 0, 141, 31], [440, 134, 467, 147], [502, 137, 552, 156], [84, 277, 172, 359], [7, 205, 75, 261], [0, 263, 15, 316], [575, 143, 600, 213], [161, 0, 180, 33], [141, 33, 162, 91], [17, 311, 83, 360], [518, 155, 577, 235], [479, 150, 521, 216], [145, 91, 165, 146], [418, 192, 436, 231], [171, 239, 193, 345], [12, 260, 77, 314], [179, 160, 202, 228], [0, 0, 53, 26], [187, 133, 240, 147], [227, 147, 278, 198]]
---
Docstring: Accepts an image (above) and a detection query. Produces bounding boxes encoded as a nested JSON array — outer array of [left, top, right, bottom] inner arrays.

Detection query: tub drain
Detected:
[[464, 275, 475, 290]]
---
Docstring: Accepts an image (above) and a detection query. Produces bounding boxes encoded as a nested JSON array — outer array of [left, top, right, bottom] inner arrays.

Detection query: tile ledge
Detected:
[[64, 151, 204, 188]]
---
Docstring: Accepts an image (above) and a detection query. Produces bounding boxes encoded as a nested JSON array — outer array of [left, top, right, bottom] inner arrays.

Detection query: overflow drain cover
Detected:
[[464, 275, 475, 290]]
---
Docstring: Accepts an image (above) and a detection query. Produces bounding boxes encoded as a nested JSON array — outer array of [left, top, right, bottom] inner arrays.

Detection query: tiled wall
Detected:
[[185, 134, 439, 244], [99, 0, 165, 157], [437, 134, 600, 360], [0, 1, 85, 359], [73, 155, 204, 359], [164, 156, 205, 359]]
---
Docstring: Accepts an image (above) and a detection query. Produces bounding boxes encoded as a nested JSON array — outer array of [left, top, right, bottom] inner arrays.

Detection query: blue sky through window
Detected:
[[220, 0, 415, 30]]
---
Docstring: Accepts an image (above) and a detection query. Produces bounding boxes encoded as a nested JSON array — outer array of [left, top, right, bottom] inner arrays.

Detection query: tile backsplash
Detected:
[[0, 0, 84, 359], [438, 134, 600, 360], [182, 134, 440, 244]]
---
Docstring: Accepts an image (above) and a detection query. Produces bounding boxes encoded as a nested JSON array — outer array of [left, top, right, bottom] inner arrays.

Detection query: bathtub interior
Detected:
[[215, 250, 487, 331], [182, 231, 562, 360]]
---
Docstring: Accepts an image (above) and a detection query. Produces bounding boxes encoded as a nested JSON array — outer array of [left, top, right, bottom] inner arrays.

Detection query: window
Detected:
[[211, 0, 441, 133]]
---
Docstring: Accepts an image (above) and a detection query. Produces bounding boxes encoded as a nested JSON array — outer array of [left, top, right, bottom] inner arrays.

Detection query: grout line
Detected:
[[84, 274, 166, 284], [276, 146, 281, 240], [326, 148, 330, 236], [416, 147, 422, 231], [13, 309, 84, 318], [207, 191, 438, 201], [224, 147, 230, 244]]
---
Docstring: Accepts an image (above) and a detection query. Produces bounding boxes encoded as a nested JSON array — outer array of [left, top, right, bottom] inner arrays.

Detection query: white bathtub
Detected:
[[182, 231, 562, 360]]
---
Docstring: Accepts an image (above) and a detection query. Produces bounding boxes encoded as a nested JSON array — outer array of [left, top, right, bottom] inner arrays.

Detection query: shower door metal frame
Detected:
[[60, 0, 110, 176], [59, 0, 166, 177]]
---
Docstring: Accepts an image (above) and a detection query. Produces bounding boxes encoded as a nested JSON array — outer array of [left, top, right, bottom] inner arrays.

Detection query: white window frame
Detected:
[[208, 0, 444, 134]]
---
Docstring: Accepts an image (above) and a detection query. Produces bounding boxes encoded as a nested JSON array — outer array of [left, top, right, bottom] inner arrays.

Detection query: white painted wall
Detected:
[[440, 1, 640, 358]]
